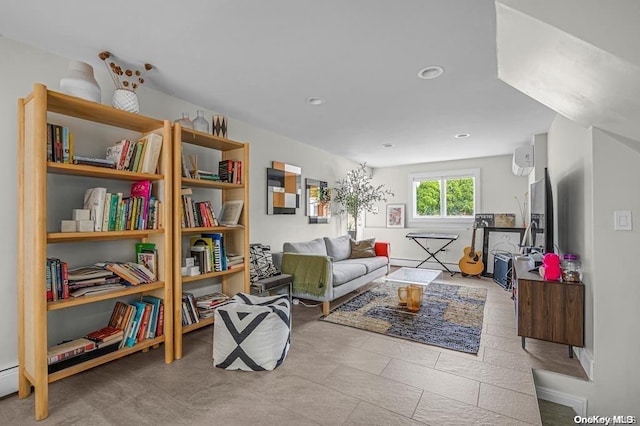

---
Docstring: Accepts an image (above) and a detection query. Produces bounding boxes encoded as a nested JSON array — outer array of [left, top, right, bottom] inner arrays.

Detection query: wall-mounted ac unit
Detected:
[[512, 145, 534, 176]]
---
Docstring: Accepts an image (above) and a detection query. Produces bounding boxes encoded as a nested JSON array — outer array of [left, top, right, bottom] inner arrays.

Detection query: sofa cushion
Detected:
[[283, 238, 328, 256], [249, 244, 279, 283], [338, 257, 388, 274], [332, 263, 367, 286], [323, 235, 351, 261], [349, 238, 376, 258]]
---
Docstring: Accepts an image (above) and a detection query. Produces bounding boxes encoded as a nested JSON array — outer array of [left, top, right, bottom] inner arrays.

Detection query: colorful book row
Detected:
[[105, 134, 163, 174], [218, 160, 242, 184], [46, 123, 74, 164], [180, 187, 218, 228], [83, 180, 162, 232]]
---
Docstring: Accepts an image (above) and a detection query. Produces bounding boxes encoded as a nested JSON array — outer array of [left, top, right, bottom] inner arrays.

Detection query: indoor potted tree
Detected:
[[333, 163, 394, 238]]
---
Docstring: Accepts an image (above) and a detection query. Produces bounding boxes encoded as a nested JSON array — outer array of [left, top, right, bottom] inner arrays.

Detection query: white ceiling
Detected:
[[1, 0, 556, 168]]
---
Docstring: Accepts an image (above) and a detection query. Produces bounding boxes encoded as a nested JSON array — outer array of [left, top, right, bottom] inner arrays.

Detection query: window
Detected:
[[408, 168, 480, 226]]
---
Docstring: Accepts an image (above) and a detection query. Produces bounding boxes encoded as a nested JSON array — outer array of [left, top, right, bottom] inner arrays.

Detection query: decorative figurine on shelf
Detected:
[[539, 252, 562, 281]]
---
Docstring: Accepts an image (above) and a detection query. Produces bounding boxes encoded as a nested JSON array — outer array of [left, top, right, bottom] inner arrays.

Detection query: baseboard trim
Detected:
[[0, 366, 18, 398], [536, 385, 587, 416], [573, 347, 594, 380]]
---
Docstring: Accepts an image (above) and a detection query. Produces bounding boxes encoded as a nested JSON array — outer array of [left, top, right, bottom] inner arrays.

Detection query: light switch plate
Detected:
[[614, 210, 632, 231]]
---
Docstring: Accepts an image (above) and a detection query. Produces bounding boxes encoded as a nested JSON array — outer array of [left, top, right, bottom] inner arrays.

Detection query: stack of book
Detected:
[[46, 297, 166, 373], [189, 233, 226, 274], [67, 265, 124, 298], [104, 133, 163, 174], [47, 338, 96, 366], [46, 123, 74, 164], [218, 160, 242, 184], [180, 187, 218, 228], [226, 254, 244, 268], [181, 292, 199, 326], [46, 258, 69, 301], [83, 180, 162, 232], [135, 242, 158, 281], [95, 261, 156, 285], [195, 292, 231, 318], [85, 326, 124, 349], [110, 297, 165, 349], [190, 169, 220, 181]]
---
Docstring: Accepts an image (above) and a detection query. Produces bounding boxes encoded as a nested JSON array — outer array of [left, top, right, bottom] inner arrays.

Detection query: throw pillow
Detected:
[[349, 238, 376, 258], [324, 235, 351, 261], [249, 244, 279, 283]]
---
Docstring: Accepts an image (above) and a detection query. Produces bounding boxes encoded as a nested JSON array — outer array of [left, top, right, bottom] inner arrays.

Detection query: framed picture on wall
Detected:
[[386, 204, 405, 228]]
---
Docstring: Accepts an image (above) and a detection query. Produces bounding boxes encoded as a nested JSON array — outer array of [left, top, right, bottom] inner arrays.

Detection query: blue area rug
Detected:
[[321, 281, 486, 353]]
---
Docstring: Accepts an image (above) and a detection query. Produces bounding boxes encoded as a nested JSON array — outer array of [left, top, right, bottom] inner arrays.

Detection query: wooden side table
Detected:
[[513, 258, 584, 357], [250, 273, 293, 302]]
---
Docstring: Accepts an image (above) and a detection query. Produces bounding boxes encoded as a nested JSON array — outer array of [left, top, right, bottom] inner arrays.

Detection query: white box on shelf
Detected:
[[184, 257, 195, 267], [72, 209, 91, 221], [60, 220, 77, 232], [77, 220, 95, 232]]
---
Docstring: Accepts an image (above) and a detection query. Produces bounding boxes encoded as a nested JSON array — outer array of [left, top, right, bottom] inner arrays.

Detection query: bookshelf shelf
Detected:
[[182, 316, 215, 334], [181, 267, 246, 284], [46, 90, 163, 132], [47, 281, 165, 311], [181, 177, 243, 189], [172, 122, 249, 360], [48, 336, 165, 383], [47, 229, 165, 243], [18, 83, 174, 420], [48, 162, 163, 181], [180, 226, 243, 235]]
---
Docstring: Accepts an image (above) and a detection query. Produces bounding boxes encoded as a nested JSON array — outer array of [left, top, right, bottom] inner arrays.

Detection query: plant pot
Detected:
[[112, 89, 139, 113]]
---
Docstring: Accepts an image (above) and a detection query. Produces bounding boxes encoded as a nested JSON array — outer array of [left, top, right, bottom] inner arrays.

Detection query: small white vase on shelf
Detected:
[[175, 112, 193, 129], [112, 89, 139, 113], [59, 61, 101, 102], [193, 110, 209, 133]]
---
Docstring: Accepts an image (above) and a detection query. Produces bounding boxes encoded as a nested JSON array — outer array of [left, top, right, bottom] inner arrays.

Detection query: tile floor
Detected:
[[0, 272, 587, 425]]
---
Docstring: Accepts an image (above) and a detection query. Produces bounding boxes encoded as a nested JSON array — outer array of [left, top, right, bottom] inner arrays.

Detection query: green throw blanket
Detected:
[[280, 253, 331, 297]]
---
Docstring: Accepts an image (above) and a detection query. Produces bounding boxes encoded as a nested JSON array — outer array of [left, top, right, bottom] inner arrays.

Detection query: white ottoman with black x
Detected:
[[213, 293, 291, 371]]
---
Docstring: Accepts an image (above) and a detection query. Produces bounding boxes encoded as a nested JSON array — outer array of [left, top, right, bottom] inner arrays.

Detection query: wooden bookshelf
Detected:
[[18, 83, 174, 420], [172, 124, 250, 360]]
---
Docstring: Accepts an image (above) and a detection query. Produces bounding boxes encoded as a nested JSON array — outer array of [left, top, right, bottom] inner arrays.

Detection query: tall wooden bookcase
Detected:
[[172, 124, 250, 360], [18, 84, 174, 420]]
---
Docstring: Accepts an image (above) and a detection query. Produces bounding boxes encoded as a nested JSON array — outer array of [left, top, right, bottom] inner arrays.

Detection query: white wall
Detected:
[[363, 155, 529, 270], [229, 125, 356, 251], [0, 37, 356, 395], [545, 113, 640, 416], [589, 128, 640, 414]]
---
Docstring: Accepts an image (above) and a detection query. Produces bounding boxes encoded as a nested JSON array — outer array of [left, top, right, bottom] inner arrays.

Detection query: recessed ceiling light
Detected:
[[417, 65, 444, 80], [455, 133, 470, 139], [306, 97, 324, 105], [382, 143, 394, 148]]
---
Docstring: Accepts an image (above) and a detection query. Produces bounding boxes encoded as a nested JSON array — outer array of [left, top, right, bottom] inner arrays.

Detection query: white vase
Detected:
[[112, 89, 139, 113], [59, 61, 101, 102]]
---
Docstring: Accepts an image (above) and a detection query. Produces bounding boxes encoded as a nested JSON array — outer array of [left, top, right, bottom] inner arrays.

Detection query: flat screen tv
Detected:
[[529, 167, 554, 254]]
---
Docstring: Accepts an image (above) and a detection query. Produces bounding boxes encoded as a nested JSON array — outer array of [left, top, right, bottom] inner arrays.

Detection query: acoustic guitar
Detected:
[[458, 223, 484, 276]]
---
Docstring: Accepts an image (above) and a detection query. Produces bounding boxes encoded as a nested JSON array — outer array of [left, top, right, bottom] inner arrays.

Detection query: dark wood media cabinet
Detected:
[[513, 258, 584, 357]]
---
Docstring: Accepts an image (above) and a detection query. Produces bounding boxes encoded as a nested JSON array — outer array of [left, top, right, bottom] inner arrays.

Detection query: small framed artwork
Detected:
[[219, 200, 244, 226], [386, 204, 405, 228]]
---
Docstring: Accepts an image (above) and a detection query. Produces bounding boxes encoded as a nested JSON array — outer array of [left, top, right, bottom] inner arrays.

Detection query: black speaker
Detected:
[[493, 253, 513, 289]]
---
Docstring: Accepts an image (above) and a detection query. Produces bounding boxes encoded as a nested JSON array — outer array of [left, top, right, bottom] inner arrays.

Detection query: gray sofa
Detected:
[[273, 235, 390, 315]]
